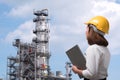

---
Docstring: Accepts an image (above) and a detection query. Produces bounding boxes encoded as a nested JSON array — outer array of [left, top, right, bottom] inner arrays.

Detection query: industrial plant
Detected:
[[6, 9, 72, 80]]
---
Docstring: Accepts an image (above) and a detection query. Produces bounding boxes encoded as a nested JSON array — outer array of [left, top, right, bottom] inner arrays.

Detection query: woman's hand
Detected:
[[72, 65, 78, 73], [72, 65, 83, 75]]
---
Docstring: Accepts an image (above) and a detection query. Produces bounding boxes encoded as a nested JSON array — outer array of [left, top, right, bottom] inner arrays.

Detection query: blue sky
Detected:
[[0, 0, 120, 80]]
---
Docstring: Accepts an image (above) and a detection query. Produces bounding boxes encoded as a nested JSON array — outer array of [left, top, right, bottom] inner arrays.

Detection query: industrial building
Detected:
[[7, 9, 72, 80]]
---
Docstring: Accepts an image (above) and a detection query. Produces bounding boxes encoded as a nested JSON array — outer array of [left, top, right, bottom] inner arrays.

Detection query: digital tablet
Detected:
[[66, 45, 86, 70]]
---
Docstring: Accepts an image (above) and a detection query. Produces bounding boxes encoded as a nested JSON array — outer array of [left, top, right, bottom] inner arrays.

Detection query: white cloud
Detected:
[[0, 0, 33, 6], [4, 0, 120, 55], [91, 1, 120, 17], [8, 4, 35, 18], [5, 20, 35, 43]]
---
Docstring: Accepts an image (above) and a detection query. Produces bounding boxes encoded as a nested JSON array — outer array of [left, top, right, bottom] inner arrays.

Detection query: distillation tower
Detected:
[[7, 9, 72, 80]]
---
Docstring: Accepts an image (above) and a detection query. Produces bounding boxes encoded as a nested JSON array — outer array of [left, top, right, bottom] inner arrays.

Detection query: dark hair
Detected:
[[87, 27, 108, 47]]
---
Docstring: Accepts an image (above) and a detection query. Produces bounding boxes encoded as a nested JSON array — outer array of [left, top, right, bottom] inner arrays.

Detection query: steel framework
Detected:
[[7, 9, 72, 80]]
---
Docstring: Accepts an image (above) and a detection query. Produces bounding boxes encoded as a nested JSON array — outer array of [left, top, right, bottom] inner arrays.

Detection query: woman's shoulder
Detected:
[[86, 44, 103, 56], [88, 44, 99, 49], [88, 44, 106, 49], [87, 44, 109, 55], [87, 44, 105, 53]]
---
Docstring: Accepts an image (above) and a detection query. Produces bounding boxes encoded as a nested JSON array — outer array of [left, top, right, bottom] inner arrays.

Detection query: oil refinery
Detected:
[[6, 9, 72, 80]]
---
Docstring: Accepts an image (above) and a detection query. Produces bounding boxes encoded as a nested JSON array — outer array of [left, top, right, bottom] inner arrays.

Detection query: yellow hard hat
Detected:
[[85, 16, 109, 34]]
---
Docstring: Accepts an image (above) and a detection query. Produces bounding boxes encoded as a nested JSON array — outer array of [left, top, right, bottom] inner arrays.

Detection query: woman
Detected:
[[72, 16, 111, 80]]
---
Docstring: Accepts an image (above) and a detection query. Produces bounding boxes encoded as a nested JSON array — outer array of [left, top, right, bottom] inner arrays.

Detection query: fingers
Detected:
[[72, 65, 78, 73]]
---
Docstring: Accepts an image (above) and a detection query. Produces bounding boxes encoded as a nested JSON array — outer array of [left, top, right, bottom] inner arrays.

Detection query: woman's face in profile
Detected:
[[85, 26, 89, 38]]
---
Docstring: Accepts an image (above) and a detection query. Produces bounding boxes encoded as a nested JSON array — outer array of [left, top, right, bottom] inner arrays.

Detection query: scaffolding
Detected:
[[7, 9, 72, 80]]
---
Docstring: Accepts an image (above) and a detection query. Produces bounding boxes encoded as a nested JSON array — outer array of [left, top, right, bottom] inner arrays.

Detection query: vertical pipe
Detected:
[[35, 46, 37, 80]]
